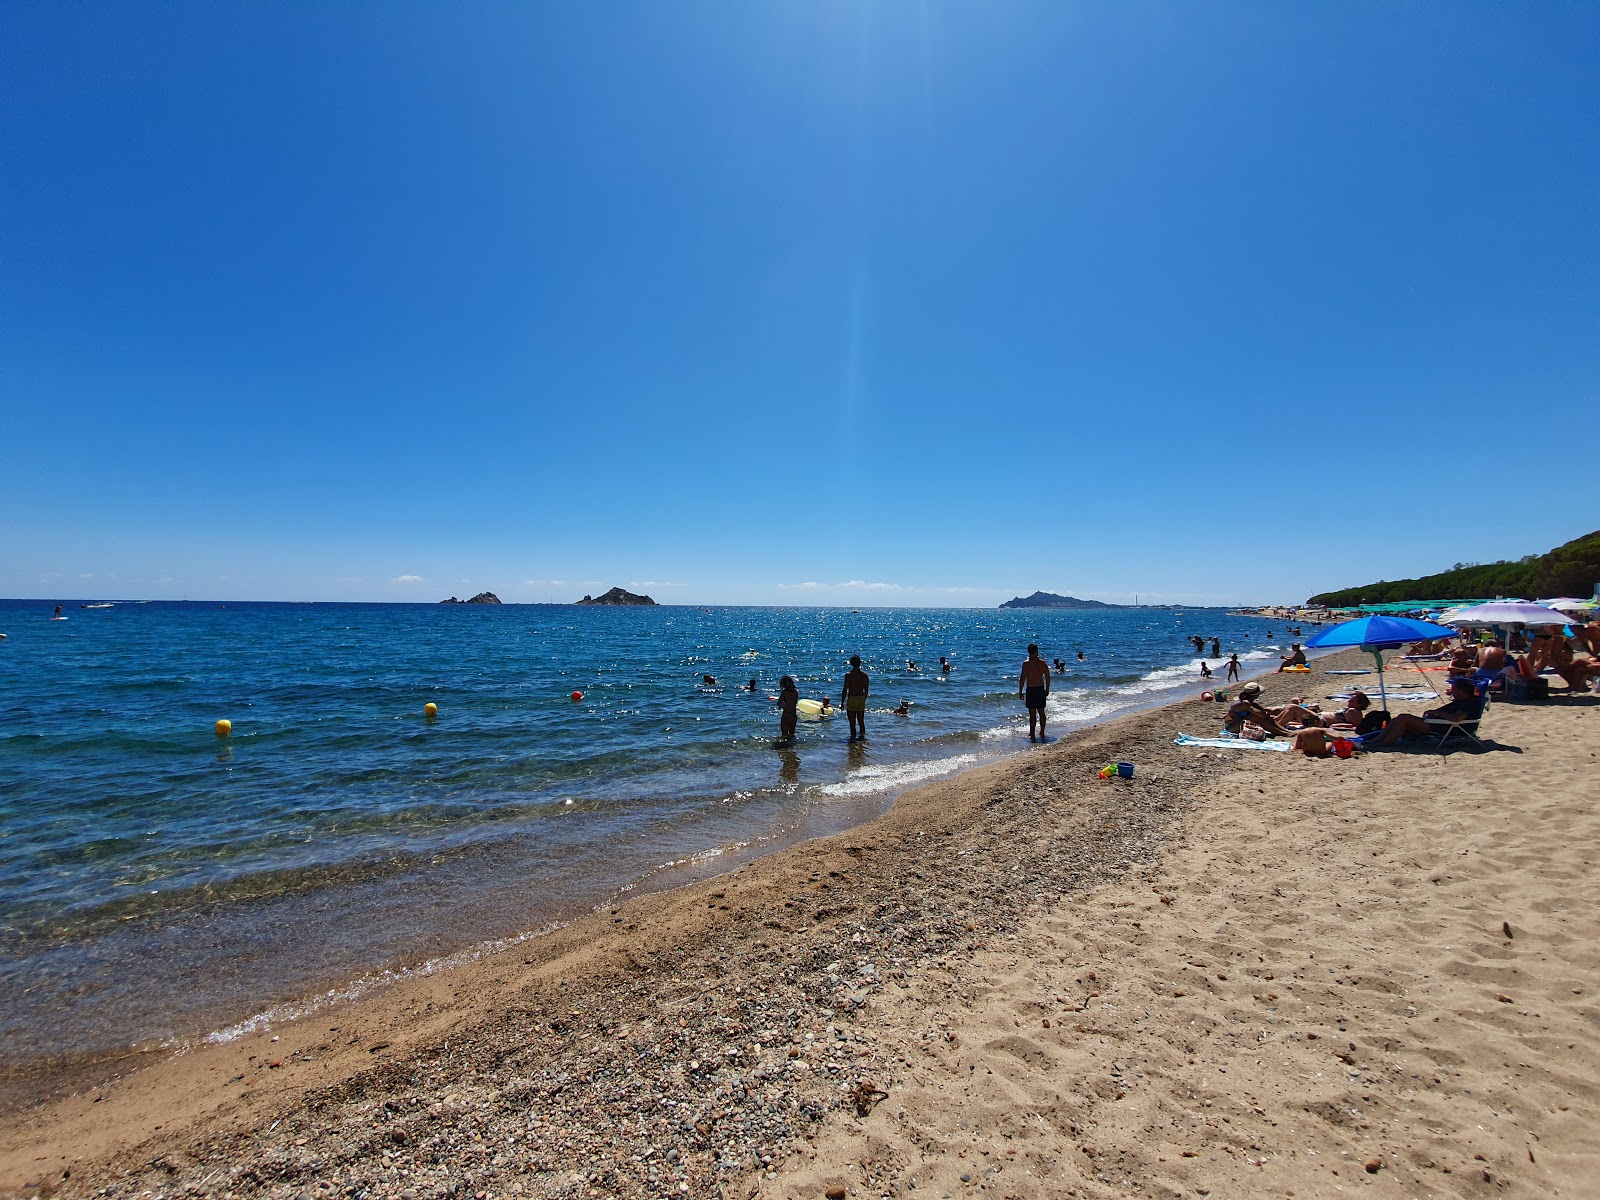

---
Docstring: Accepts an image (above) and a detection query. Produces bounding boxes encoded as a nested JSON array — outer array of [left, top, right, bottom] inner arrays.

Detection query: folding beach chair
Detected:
[[1427, 680, 1489, 750]]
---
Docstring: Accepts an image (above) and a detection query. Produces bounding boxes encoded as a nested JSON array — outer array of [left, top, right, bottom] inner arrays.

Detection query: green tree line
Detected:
[[1309, 529, 1600, 607]]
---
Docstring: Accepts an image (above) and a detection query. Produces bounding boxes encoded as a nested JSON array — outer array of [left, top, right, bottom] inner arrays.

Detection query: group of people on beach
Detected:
[[1189, 633, 1246, 683], [770, 644, 1066, 746], [1221, 615, 1600, 755]]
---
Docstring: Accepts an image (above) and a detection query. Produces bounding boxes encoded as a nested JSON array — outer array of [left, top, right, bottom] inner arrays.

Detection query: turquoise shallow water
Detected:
[[0, 599, 1285, 1083]]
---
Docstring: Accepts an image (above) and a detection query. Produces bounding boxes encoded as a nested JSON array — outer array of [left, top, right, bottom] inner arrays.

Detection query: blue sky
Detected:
[[3, 2, 1596, 606]]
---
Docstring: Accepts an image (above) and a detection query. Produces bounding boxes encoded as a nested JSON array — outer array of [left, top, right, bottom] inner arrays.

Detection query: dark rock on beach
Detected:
[[576, 587, 656, 606]]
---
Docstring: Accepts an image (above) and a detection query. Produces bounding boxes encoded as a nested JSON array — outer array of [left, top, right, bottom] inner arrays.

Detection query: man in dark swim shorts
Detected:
[[842, 655, 870, 742], [1018, 642, 1051, 741]]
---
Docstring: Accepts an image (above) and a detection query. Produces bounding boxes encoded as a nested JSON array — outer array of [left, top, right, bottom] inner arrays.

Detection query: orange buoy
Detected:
[[570, 691, 583, 702], [424, 702, 438, 718], [215, 719, 232, 736]]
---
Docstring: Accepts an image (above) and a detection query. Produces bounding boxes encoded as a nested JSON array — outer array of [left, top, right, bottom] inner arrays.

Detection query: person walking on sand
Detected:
[[842, 655, 870, 742], [777, 676, 799, 745], [1226, 653, 1241, 682], [1018, 643, 1051, 741]]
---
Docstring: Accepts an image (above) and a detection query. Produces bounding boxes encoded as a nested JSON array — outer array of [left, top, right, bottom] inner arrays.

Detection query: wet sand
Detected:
[[3, 649, 1596, 1199]]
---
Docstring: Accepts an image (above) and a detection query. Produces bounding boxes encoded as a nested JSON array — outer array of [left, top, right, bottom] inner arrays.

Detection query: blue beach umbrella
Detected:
[[1304, 615, 1460, 712]]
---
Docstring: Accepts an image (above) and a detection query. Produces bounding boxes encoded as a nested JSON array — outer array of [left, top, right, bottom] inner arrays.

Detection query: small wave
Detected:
[[201, 922, 565, 1044], [818, 753, 979, 798]]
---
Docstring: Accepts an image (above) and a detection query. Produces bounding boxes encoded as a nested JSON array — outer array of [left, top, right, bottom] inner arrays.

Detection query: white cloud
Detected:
[[391, 574, 425, 585]]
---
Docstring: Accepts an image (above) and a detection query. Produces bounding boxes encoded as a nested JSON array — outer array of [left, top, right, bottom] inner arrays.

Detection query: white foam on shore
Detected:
[[199, 922, 565, 1046], [818, 753, 980, 798]]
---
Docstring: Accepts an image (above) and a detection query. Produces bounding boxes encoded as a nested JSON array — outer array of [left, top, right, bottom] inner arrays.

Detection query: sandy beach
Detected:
[[3, 648, 1595, 1200]]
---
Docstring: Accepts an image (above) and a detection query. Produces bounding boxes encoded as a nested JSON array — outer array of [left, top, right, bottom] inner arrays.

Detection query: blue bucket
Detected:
[[1116, 761, 1134, 779]]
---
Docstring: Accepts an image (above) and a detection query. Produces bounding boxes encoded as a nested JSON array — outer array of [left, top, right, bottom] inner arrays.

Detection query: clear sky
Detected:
[[3, 2, 1596, 607]]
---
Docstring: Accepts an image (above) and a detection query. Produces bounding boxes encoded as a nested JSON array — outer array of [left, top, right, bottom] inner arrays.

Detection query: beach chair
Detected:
[[1427, 681, 1489, 750]]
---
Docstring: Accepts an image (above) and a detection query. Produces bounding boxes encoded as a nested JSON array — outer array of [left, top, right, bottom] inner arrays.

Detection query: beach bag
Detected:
[[1356, 710, 1389, 736]]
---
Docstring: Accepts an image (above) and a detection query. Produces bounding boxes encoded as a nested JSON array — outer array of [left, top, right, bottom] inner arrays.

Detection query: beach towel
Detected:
[[1174, 733, 1293, 752], [1329, 689, 1437, 703]]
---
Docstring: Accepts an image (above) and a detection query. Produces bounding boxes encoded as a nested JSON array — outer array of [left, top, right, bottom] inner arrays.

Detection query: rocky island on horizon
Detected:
[[576, 587, 656, 606], [999, 591, 1118, 610], [439, 592, 502, 605]]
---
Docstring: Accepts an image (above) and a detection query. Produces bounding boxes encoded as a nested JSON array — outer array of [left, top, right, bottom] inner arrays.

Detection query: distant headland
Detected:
[[439, 592, 501, 605], [576, 587, 656, 606], [999, 591, 1117, 610]]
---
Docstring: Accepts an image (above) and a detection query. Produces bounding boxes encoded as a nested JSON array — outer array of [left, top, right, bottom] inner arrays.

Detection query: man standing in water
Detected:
[[842, 655, 870, 742], [1018, 643, 1051, 741]]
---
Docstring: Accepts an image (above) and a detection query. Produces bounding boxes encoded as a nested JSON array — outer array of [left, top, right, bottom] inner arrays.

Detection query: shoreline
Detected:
[[0, 620, 1287, 1109], [13, 646, 1590, 1198], [0, 647, 1341, 1187]]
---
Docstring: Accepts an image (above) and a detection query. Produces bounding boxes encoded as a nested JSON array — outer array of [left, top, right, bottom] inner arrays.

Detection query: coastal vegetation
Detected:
[[1308, 529, 1599, 607]]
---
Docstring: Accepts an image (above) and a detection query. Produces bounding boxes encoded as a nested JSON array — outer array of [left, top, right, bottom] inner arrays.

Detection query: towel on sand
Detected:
[[1175, 733, 1293, 752], [1329, 689, 1438, 702]]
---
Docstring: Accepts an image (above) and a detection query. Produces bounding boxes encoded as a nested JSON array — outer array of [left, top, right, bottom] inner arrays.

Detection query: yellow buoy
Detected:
[[215, 719, 232, 737], [424, 702, 438, 718]]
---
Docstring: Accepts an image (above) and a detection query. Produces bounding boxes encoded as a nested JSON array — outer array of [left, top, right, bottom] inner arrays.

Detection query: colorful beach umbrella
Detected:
[[1304, 615, 1459, 712]]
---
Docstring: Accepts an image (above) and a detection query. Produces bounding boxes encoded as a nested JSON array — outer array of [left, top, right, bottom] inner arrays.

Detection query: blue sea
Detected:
[[0, 599, 1286, 1090]]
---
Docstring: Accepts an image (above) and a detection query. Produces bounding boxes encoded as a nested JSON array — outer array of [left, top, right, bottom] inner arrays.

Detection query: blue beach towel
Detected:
[[1174, 733, 1293, 752]]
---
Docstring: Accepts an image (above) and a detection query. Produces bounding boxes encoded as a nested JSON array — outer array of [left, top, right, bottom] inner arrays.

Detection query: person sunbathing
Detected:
[[1277, 644, 1307, 672], [1476, 640, 1507, 672], [1362, 678, 1482, 747], [1273, 687, 1371, 730], [1269, 697, 1323, 729], [1446, 644, 1479, 677], [1529, 631, 1600, 691], [1223, 683, 1286, 737], [1290, 727, 1357, 756]]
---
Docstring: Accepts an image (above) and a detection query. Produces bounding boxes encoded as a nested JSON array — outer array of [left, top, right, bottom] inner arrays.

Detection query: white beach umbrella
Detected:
[[1442, 601, 1573, 628], [1539, 597, 1596, 616]]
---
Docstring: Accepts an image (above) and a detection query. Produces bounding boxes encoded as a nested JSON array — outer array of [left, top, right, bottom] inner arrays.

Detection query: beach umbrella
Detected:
[[1539, 597, 1596, 617], [1304, 615, 1459, 712], [1439, 601, 1572, 628]]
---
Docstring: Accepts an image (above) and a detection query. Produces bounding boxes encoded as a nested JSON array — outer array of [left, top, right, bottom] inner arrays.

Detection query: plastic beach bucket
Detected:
[[1116, 762, 1134, 779]]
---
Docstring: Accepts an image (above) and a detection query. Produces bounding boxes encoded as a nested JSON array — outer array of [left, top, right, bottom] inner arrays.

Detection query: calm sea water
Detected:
[[0, 600, 1285, 1083]]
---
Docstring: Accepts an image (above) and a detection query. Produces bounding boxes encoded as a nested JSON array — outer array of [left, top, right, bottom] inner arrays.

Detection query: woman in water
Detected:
[[777, 676, 799, 744]]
